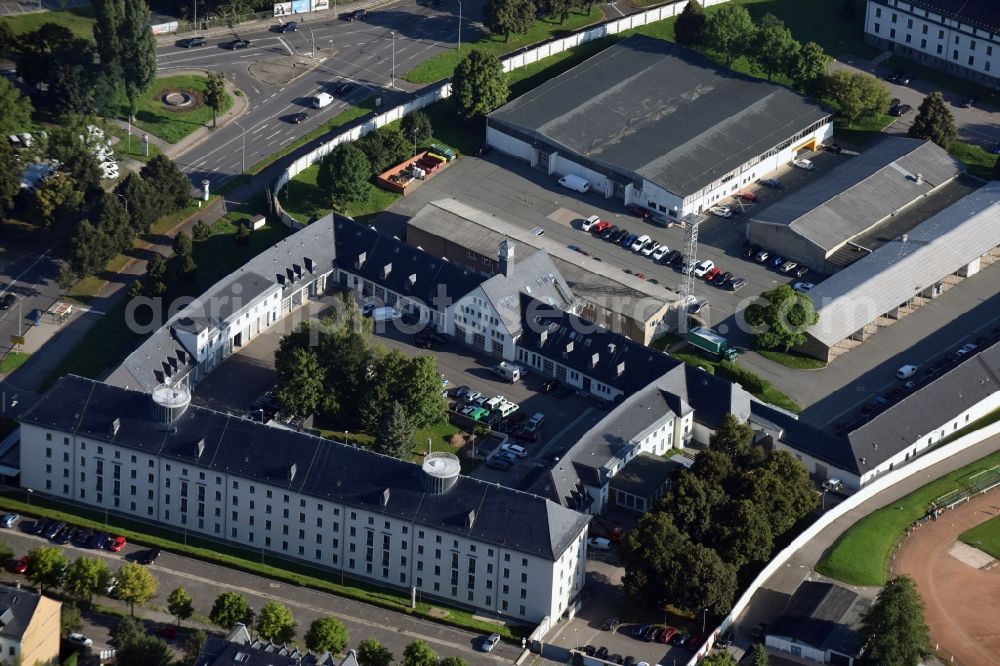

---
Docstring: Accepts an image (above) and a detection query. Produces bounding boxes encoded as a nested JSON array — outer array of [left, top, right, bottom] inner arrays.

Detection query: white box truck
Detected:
[[310, 92, 334, 109]]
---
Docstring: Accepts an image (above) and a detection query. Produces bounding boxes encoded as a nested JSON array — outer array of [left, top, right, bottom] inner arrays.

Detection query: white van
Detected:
[[557, 174, 590, 193], [896, 364, 917, 379], [310, 92, 334, 109]]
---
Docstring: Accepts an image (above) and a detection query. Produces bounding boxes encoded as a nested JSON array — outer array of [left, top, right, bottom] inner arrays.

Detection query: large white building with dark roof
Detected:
[[864, 0, 1000, 86], [486, 34, 832, 221], [19, 376, 590, 624]]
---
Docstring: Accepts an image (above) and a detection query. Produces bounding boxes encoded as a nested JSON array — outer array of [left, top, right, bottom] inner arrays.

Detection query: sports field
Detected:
[[960, 514, 1000, 559]]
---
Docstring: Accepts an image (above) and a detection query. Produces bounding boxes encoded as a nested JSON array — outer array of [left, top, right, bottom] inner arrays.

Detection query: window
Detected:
[[875, 7, 881, 17], [906, 18, 912, 28], [969, 55, 975, 65], [921, 24, 927, 34], [890, 28, 896, 39]]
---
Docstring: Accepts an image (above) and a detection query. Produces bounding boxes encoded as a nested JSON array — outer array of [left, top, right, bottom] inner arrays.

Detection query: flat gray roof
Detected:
[[750, 137, 962, 254], [808, 181, 999, 347], [488, 34, 831, 197]]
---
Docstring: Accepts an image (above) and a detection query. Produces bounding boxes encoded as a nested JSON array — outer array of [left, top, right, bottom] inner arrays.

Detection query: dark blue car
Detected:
[[622, 234, 638, 248], [769, 255, 785, 268]]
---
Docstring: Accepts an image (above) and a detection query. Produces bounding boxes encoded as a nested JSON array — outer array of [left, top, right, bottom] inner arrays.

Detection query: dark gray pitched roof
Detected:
[[22, 376, 589, 561], [767, 581, 865, 657], [517, 300, 680, 395], [905, 0, 1000, 31], [750, 402, 856, 472], [196, 635, 338, 666], [609, 453, 680, 498], [751, 137, 961, 253], [662, 364, 753, 429], [333, 217, 487, 307], [174, 272, 276, 334], [0, 585, 41, 642], [480, 255, 577, 337], [488, 34, 830, 197]]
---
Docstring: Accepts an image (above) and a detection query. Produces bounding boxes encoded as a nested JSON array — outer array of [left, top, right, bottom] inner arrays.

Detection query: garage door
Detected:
[[536, 150, 550, 172]]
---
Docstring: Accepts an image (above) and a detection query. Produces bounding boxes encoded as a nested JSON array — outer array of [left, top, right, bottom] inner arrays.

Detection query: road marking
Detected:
[[251, 125, 267, 135], [265, 130, 282, 140]]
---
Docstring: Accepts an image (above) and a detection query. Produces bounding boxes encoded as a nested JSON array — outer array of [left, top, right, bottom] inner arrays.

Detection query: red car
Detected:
[[738, 192, 758, 203], [633, 272, 646, 280], [658, 627, 677, 644], [109, 536, 127, 552], [703, 267, 721, 281], [592, 220, 612, 234], [12, 556, 29, 574], [626, 204, 651, 218]]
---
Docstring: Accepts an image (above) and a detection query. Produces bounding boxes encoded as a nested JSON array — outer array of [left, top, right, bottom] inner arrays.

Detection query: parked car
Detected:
[[886, 69, 904, 82], [794, 265, 810, 278], [595, 647, 609, 660], [44, 521, 65, 540], [626, 203, 651, 218], [12, 556, 29, 574], [709, 205, 732, 219], [138, 548, 161, 565], [580, 214, 600, 232], [501, 443, 528, 458], [640, 241, 660, 257], [759, 178, 782, 189], [715, 630, 733, 648], [729, 277, 748, 291], [67, 633, 93, 648], [779, 260, 798, 273], [703, 267, 721, 282], [693, 260, 714, 278], [587, 537, 611, 550], [344, 8, 367, 20], [473, 144, 491, 157], [754, 249, 770, 263], [510, 430, 538, 443], [658, 627, 677, 644], [713, 270, 732, 286], [621, 233, 638, 249], [486, 457, 511, 471], [277, 21, 298, 32], [333, 82, 354, 96], [480, 633, 500, 652], [631, 625, 649, 639], [651, 245, 670, 261], [890, 103, 912, 116], [792, 158, 815, 170], [743, 243, 761, 258], [592, 220, 612, 234], [0, 513, 18, 529], [768, 255, 785, 268], [738, 191, 758, 202], [631, 235, 651, 252], [824, 143, 843, 154], [0, 294, 14, 310], [600, 616, 620, 631], [109, 535, 127, 552]]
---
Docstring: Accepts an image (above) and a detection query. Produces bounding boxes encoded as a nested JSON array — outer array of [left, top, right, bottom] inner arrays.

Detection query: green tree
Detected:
[[192, 220, 211, 241], [0, 540, 11, 564], [35, 173, 84, 229], [172, 230, 193, 257], [790, 41, 829, 95], [357, 127, 412, 176], [859, 576, 931, 666], [116, 634, 173, 666], [116, 561, 159, 615], [0, 142, 20, 221], [277, 347, 326, 418], [715, 499, 774, 568], [167, 586, 194, 626], [397, 355, 448, 428], [180, 629, 208, 666], [147, 252, 167, 282], [127, 279, 144, 299], [210, 592, 254, 630], [375, 400, 416, 459], [440, 658, 469, 666], [401, 110, 433, 149], [401, 640, 438, 666], [825, 70, 892, 123], [117, 172, 161, 232], [706, 3, 755, 68], [205, 72, 227, 128], [483, 0, 535, 41], [110, 615, 144, 648], [255, 600, 295, 644], [452, 50, 509, 119], [317, 143, 371, 211], [702, 653, 739, 666], [141, 154, 191, 212], [748, 450, 818, 535], [120, 0, 158, 116], [304, 616, 349, 654], [0, 78, 33, 139], [665, 471, 725, 544], [61, 603, 84, 635], [674, 0, 707, 47], [235, 220, 251, 245], [539, 0, 574, 22], [750, 643, 770, 666], [707, 414, 764, 470], [619, 511, 689, 605], [179, 254, 198, 282], [751, 14, 799, 81], [670, 539, 738, 615], [69, 220, 112, 277], [744, 284, 819, 352], [357, 638, 394, 666], [0, 22, 14, 60], [908, 91, 957, 149], [27, 546, 69, 592], [64, 557, 111, 605], [92, 0, 124, 68]]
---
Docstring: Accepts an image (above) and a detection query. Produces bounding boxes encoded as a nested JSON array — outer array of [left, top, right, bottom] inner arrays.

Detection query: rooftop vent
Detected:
[[304, 257, 314, 273], [591, 353, 599, 368], [276, 273, 286, 285], [565, 341, 574, 353], [356, 252, 367, 269], [607, 343, 616, 354], [197, 439, 206, 458], [152, 384, 191, 426], [382, 263, 392, 279], [421, 452, 461, 494], [915, 173, 924, 185], [466, 509, 476, 529], [287, 463, 297, 482], [292, 263, 302, 277], [110, 418, 121, 437], [382, 488, 390, 506], [617, 362, 625, 377], [409, 273, 417, 285]]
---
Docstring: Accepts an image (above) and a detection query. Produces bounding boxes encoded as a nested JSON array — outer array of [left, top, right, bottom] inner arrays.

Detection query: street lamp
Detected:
[[233, 121, 246, 173], [390, 31, 396, 89], [702, 608, 708, 634], [457, 0, 463, 51], [25, 488, 32, 507]]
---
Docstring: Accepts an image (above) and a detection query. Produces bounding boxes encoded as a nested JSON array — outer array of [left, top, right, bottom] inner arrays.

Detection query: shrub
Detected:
[[716, 361, 769, 394]]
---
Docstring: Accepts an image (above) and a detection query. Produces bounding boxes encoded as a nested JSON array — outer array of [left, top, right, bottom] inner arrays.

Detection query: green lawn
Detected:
[[817, 449, 1000, 585], [247, 96, 379, 176], [101, 121, 163, 163], [960, 515, 1000, 560], [129, 75, 233, 144], [404, 7, 603, 83], [0, 352, 29, 374], [949, 140, 998, 179], [757, 350, 827, 370], [281, 163, 400, 224], [0, 6, 95, 40]]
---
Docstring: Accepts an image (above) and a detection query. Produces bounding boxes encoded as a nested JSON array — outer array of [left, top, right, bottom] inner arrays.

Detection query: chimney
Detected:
[[356, 252, 367, 269], [607, 343, 616, 354], [304, 257, 314, 273], [498, 240, 515, 277], [901, 234, 908, 243], [915, 173, 924, 185]]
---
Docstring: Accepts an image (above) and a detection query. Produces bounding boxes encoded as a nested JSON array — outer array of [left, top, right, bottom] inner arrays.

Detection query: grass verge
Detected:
[[817, 446, 1000, 585], [129, 75, 233, 144], [960, 515, 1000, 560], [246, 96, 378, 176], [949, 140, 998, 179], [101, 121, 163, 163], [0, 6, 95, 40], [0, 352, 30, 374], [757, 350, 827, 370], [650, 333, 683, 353], [0, 491, 527, 640], [403, 7, 603, 84], [281, 163, 400, 225]]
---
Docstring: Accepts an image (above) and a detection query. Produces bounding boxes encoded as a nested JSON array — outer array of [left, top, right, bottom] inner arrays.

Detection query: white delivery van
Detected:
[[310, 92, 334, 109], [557, 174, 590, 193], [492, 362, 521, 383], [896, 364, 917, 379], [371, 307, 401, 322]]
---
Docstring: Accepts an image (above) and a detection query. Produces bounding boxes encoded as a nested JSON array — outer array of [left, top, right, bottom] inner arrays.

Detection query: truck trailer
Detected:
[[687, 326, 738, 361]]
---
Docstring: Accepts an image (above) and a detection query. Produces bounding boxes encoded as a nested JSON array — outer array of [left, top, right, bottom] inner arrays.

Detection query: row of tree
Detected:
[[620, 416, 818, 615], [274, 295, 448, 453]]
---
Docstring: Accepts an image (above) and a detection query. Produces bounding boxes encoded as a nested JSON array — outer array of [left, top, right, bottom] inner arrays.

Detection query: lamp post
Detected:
[[25, 488, 32, 507], [233, 121, 246, 173], [390, 31, 396, 88], [457, 0, 462, 51], [702, 608, 707, 634]]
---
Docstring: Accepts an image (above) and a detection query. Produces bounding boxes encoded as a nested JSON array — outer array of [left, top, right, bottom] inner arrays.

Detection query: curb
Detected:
[[152, 69, 252, 160]]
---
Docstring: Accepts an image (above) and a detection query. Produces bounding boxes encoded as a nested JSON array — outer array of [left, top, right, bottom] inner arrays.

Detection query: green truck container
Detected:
[[687, 326, 738, 361]]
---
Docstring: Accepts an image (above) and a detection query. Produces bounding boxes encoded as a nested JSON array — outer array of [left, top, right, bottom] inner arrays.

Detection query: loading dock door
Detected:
[[536, 150, 550, 172]]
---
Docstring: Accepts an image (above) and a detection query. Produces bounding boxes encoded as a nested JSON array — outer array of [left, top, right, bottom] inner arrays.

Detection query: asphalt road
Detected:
[[0, 517, 524, 663], [0, 245, 60, 360], [158, 0, 485, 190]]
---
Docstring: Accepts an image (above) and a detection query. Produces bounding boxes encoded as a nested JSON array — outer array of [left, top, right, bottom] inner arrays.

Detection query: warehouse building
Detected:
[[748, 137, 963, 274], [765, 581, 867, 666], [20, 376, 590, 624], [407, 198, 682, 344], [864, 0, 1000, 87], [486, 34, 832, 220], [800, 181, 1000, 362]]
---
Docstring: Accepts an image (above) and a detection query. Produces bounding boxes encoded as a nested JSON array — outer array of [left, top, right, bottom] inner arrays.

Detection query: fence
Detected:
[[272, 0, 740, 225], [682, 417, 1000, 665]]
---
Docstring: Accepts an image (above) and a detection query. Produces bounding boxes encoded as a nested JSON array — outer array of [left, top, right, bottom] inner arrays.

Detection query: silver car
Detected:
[[481, 633, 500, 652]]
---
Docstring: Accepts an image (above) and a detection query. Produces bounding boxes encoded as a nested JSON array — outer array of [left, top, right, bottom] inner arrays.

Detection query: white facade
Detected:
[[450, 288, 516, 359], [864, 0, 1000, 85], [174, 287, 283, 366], [487, 121, 833, 218], [19, 422, 585, 623]]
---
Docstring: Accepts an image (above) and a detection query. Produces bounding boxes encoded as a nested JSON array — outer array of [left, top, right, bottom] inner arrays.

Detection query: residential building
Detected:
[[765, 581, 868, 665], [487, 34, 832, 220], [864, 0, 1000, 86], [0, 584, 61, 666], [19, 376, 590, 624], [196, 623, 352, 666]]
